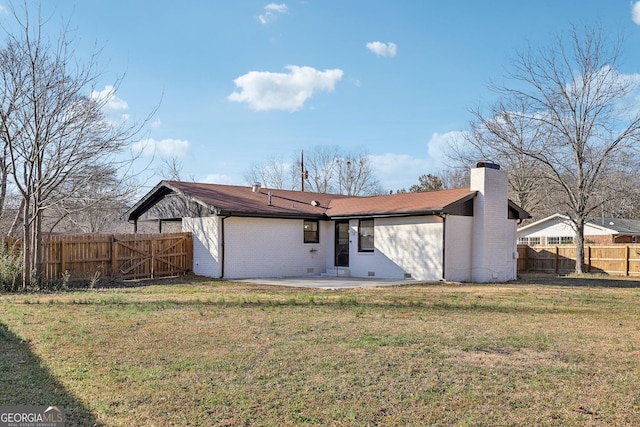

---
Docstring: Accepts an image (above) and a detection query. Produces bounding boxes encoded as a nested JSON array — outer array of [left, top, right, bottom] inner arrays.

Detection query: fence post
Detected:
[[60, 240, 67, 277], [111, 235, 118, 278], [626, 245, 630, 276], [555, 246, 559, 274], [587, 246, 591, 273], [151, 236, 156, 279]]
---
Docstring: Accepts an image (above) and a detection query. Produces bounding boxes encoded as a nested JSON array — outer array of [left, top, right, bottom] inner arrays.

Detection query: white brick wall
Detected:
[[346, 216, 444, 281], [444, 215, 473, 282], [183, 216, 221, 277], [224, 217, 328, 279], [470, 167, 518, 282]]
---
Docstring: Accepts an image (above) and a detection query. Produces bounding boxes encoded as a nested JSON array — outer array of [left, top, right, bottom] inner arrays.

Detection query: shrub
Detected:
[[0, 242, 22, 292]]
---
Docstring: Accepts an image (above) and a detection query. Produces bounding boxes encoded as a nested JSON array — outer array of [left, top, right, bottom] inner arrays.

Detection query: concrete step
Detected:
[[322, 267, 351, 277]]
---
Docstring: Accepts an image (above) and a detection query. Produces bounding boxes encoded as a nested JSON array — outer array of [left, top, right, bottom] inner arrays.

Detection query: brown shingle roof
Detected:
[[126, 181, 477, 221], [162, 181, 348, 218], [327, 188, 476, 217]]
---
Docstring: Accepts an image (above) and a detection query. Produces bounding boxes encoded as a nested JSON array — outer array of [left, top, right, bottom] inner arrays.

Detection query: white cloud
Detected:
[[203, 174, 235, 185], [633, 1, 640, 25], [228, 65, 344, 111], [368, 131, 466, 191], [366, 41, 397, 58], [90, 85, 130, 122], [265, 3, 288, 13], [90, 85, 129, 111], [134, 138, 191, 158], [151, 118, 162, 129], [426, 131, 466, 162], [259, 3, 288, 24], [369, 153, 429, 191]]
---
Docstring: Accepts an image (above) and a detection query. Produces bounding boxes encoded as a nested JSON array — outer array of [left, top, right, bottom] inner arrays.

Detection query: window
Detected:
[[358, 219, 374, 252], [518, 237, 541, 245], [518, 237, 540, 246], [547, 237, 560, 245], [303, 220, 319, 243], [560, 236, 573, 244]]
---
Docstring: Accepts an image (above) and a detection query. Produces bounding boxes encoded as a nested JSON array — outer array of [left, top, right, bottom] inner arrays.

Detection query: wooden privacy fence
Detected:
[[517, 244, 640, 276], [3, 232, 193, 282]]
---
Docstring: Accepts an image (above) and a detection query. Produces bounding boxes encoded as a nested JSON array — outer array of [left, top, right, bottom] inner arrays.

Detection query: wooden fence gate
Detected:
[[4, 232, 193, 282]]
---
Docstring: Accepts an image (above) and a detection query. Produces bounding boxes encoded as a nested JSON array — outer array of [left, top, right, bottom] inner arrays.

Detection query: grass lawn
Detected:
[[1, 273, 640, 426]]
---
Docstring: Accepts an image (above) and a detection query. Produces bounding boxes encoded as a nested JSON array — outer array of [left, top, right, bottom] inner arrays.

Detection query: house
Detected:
[[517, 214, 640, 245], [124, 163, 529, 283]]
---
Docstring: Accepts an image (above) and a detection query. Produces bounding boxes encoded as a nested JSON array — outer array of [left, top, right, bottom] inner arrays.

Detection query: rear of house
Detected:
[[125, 163, 528, 283]]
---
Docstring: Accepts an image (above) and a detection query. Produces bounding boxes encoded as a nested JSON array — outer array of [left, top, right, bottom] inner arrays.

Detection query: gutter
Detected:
[[329, 209, 443, 221], [439, 214, 446, 281], [219, 214, 231, 279]]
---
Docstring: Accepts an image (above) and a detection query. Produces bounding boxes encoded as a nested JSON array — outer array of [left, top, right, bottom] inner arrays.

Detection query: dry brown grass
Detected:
[[1, 273, 640, 426]]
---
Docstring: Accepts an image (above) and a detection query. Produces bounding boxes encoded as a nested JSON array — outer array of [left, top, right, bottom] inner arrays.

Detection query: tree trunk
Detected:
[[21, 198, 31, 289], [33, 208, 42, 287], [574, 219, 586, 274], [0, 165, 6, 221]]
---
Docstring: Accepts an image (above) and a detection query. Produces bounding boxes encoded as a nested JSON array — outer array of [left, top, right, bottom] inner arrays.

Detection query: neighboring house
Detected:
[[517, 214, 640, 245], [124, 163, 529, 283]]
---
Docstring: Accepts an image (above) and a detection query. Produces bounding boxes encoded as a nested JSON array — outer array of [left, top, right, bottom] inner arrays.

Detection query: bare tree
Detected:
[[0, 123, 10, 223], [335, 151, 383, 196], [464, 25, 640, 273], [0, 4, 150, 287], [299, 146, 339, 193], [244, 145, 383, 196], [159, 157, 195, 182], [439, 168, 469, 190], [446, 105, 556, 218], [244, 155, 295, 190], [51, 164, 136, 233]]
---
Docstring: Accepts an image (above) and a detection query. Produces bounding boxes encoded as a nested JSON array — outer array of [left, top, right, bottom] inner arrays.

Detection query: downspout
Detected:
[[440, 214, 446, 281], [219, 215, 231, 279]]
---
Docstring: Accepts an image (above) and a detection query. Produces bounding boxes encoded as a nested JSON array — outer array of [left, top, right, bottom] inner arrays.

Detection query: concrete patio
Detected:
[[236, 276, 422, 290]]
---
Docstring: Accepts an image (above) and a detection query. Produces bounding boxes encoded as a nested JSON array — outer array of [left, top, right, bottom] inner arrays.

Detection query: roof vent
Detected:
[[310, 200, 319, 206], [252, 182, 262, 193], [476, 161, 500, 170]]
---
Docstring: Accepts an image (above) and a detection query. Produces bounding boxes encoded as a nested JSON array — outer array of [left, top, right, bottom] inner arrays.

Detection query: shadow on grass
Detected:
[[0, 322, 100, 426], [517, 272, 640, 288]]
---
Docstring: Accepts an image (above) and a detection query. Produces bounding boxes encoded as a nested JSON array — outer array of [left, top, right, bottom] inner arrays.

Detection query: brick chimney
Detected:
[[470, 162, 517, 282]]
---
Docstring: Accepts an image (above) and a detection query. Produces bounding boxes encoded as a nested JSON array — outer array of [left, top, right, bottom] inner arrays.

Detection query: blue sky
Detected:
[[5, 1, 640, 192]]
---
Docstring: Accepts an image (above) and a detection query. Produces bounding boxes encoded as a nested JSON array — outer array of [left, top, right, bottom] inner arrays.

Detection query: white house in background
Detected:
[[124, 163, 529, 283], [517, 214, 640, 245]]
